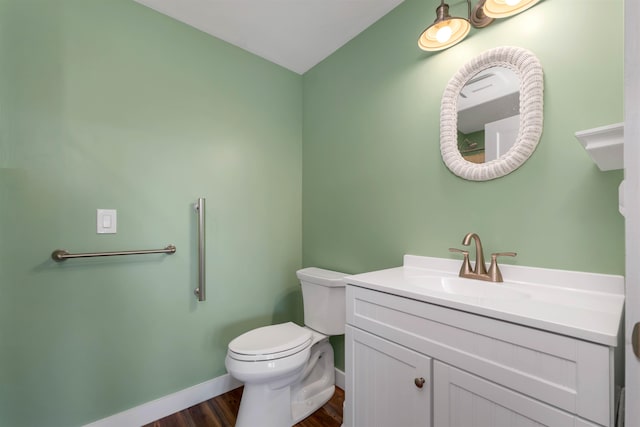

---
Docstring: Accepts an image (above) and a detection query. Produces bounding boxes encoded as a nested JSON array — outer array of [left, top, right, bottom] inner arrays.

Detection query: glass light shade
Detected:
[[418, 17, 470, 51], [482, 0, 540, 18]]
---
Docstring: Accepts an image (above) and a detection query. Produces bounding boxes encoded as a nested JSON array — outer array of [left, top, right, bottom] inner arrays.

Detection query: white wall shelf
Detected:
[[575, 123, 624, 171]]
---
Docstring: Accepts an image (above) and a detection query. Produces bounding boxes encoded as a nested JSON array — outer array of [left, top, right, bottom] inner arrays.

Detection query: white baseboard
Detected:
[[83, 374, 242, 427], [84, 367, 346, 427], [335, 367, 345, 390]]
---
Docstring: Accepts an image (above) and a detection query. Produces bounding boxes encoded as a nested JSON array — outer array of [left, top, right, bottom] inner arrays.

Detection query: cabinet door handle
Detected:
[[633, 322, 640, 359], [414, 377, 426, 388]]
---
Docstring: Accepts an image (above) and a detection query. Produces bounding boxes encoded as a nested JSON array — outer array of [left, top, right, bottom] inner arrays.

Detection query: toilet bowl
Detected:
[[225, 267, 346, 427]]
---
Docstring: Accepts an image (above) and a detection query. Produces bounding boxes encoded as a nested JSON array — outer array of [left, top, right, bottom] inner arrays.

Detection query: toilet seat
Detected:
[[228, 322, 312, 362]]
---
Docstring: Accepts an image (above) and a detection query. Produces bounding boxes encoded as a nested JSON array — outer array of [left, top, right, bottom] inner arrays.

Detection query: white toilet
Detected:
[[225, 267, 347, 427]]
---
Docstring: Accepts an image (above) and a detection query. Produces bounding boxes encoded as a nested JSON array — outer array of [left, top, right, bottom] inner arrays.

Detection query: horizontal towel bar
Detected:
[[51, 245, 176, 262]]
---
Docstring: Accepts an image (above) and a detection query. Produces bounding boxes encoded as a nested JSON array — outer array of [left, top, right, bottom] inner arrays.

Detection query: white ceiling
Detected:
[[133, 0, 405, 74]]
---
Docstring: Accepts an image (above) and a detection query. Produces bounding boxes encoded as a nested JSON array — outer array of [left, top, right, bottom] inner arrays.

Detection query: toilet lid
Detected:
[[228, 322, 312, 361]]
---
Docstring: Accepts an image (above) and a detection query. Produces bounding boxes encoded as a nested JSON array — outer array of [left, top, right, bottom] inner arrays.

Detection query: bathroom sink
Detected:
[[345, 254, 625, 346], [345, 255, 624, 346], [406, 275, 530, 300]]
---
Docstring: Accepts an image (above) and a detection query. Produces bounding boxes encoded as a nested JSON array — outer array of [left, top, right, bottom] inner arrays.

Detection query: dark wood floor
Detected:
[[143, 386, 344, 427]]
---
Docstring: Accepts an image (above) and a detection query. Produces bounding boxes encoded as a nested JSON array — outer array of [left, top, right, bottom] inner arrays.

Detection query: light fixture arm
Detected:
[[468, 0, 494, 28], [433, 0, 452, 24]]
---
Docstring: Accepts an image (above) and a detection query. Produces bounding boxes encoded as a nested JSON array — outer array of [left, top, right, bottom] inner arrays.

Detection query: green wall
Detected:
[[0, 1, 302, 426], [0, 0, 625, 425], [303, 0, 623, 274], [303, 0, 624, 368]]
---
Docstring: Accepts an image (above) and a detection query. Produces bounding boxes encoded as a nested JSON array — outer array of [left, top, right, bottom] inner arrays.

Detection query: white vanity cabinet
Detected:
[[344, 284, 620, 427], [433, 362, 599, 427], [345, 325, 432, 427]]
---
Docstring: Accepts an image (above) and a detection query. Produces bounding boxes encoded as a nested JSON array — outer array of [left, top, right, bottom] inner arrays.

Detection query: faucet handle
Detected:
[[488, 252, 517, 282], [449, 248, 472, 276]]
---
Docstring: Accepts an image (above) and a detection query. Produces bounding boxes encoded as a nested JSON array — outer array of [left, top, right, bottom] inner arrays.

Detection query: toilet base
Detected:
[[291, 339, 335, 424], [232, 332, 337, 427], [292, 385, 335, 424], [236, 382, 295, 427]]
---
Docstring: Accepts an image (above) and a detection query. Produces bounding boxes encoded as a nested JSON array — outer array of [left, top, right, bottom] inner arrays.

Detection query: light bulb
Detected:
[[436, 25, 453, 43], [483, 0, 539, 18]]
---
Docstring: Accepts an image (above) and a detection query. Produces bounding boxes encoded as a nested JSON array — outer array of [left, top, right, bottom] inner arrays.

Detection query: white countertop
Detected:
[[345, 255, 625, 346]]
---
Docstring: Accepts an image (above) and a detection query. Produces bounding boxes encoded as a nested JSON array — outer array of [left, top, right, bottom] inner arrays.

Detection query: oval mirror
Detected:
[[440, 46, 544, 181]]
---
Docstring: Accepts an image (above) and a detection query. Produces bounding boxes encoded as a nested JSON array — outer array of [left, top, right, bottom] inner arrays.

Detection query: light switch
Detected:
[[97, 209, 117, 234]]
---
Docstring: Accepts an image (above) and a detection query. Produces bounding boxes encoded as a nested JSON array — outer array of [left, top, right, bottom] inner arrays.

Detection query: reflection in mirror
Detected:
[[457, 67, 519, 164]]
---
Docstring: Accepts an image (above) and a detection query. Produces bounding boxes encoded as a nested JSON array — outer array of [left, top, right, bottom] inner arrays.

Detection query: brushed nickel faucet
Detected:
[[449, 232, 516, 282]]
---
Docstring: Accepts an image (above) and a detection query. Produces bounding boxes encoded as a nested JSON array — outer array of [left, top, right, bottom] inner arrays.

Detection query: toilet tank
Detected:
[[296, 267, 347, 335]]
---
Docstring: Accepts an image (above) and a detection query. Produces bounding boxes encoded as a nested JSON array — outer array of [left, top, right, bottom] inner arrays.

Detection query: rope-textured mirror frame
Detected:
[[440, 46, 544, 181]]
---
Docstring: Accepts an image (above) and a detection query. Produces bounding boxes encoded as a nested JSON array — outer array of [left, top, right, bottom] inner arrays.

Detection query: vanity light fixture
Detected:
[[418, 0, 540, 51]]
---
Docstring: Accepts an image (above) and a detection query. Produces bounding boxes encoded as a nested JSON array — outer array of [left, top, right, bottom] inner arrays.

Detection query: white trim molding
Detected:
[[440, 46, 544, 181], [83, 368, 346, 427], [335, 367, 345, 391], [83, 374, 242, 427]]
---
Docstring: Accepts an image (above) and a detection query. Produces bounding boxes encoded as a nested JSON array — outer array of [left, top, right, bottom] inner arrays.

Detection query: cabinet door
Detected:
[[345, 325, 431, 427], [433, 361, 601, 427]]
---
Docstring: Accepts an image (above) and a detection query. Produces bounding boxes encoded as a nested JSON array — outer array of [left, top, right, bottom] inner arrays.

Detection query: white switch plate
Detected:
[[97, 209, 117, 234]]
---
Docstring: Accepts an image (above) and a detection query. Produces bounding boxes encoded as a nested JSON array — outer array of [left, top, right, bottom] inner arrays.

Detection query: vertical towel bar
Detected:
[[194, 198, 206, 301]]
